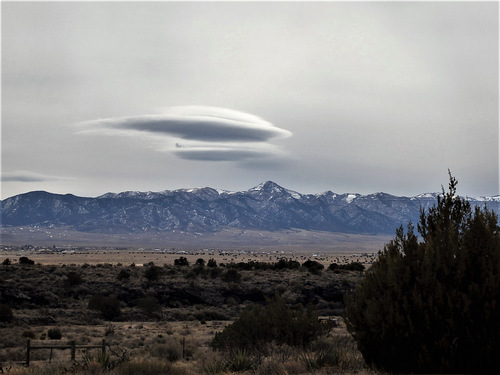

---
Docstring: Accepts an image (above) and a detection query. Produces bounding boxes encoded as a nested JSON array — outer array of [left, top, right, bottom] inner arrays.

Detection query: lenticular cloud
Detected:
[[78, 106, 292, 162]]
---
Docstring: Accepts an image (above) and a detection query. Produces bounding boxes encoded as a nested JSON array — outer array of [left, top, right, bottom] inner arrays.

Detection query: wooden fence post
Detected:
[[181, 337, 185, 359], [70, 341, 76, 361], [101, 339, 106, 356], [26, 340, 30, 367]]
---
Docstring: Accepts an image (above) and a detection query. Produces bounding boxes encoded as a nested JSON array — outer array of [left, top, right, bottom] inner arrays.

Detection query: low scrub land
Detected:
[[0, 256, 375, 375]]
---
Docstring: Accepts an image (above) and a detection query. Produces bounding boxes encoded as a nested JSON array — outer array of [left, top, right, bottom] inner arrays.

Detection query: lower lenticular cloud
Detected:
[[78, 106, 292, 161], [172, 141, 285, 162]]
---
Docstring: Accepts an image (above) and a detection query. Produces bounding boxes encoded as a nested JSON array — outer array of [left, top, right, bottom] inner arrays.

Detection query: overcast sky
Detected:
[[2, 1, 498, 200]]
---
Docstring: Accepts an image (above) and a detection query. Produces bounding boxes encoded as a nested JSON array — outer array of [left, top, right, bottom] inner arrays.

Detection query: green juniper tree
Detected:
[[345, 174, 500, 374]]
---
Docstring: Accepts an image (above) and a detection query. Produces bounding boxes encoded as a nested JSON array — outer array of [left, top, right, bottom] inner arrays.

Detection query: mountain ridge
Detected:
[[1, 181, 499, 235]]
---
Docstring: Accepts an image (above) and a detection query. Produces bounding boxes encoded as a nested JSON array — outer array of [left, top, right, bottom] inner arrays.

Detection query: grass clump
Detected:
[[112, 357, 188, 375], [113, 357, 171, 375], [149, 339, 181, 362]]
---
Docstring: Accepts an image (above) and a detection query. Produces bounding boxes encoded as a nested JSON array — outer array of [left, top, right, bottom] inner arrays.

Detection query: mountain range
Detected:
[[1, 181, 499, 235]]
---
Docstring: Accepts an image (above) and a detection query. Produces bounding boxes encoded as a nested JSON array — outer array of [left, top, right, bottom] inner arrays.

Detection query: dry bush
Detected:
[[111, 356, 187, 375], [4, 362, 70, 375], [199, 350, 227, 375], [253, 356, 289, 375], [149, 336, 182, 362]]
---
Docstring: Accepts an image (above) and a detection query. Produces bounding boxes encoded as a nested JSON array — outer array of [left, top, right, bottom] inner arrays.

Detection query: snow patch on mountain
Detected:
[[345, 194, 358, 204]]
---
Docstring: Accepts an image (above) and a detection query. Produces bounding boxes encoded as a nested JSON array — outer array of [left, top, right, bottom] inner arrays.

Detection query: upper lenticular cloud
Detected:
[[78, 106, 292, 162], [82, 106, 292, 143]]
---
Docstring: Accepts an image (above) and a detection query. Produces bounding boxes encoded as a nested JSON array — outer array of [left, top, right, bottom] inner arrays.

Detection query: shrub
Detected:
[[300, 335, 362, 372], [19, 256, 34, 265], [209, 267, 222, 279], [174, 257, 189, 266], [114, 357, 173, 375], [22, 330, 36, 339], [274, 258, 300, 270], [144, 265, 162, 282], [328, 263, 339, 271], [77, 350, 114, 373], [195, 258, 205, 266], [345, 174, 500, 374], [2, 258, 11, 266], [137, 296, 161, 316], [328, 262, 365, 272], [302, 260, 324, 274], [65, 271, 83, 285], [212, 294, 326, 352], [222, 269, 241, 282], [150, 338, 182, 362], [344, 261, 365, 271], [227, 349, 256, 372], [202, 354, 228, 375], [47, 328, 62, 340], [117, 269, 131, 280], [0, 303, 14, 322], [88, 295, 121, 320], [207, 258, 217, 268]]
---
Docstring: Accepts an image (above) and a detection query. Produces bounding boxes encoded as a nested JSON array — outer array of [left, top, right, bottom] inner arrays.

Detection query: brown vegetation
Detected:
[[0, 256, 376, 374]]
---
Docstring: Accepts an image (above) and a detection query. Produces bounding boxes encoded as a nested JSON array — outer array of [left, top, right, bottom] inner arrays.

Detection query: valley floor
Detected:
[[0, 227, 393, 253]]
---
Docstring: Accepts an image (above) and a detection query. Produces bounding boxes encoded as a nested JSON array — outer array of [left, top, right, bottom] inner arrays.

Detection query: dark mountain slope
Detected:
[[1, 181, 498, 235]]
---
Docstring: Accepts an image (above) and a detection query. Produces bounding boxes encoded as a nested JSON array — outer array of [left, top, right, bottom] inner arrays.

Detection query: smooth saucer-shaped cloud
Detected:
[[81, 106, 291, 142], [78, 106, 292, 161]]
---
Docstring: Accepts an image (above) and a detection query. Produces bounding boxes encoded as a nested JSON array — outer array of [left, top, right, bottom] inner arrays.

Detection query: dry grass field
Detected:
[[0, 248, 377, 268], [1, 319, 377, 375]]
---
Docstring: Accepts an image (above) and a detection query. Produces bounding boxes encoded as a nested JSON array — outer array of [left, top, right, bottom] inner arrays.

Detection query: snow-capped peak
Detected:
[[249, 181, 302, 199]]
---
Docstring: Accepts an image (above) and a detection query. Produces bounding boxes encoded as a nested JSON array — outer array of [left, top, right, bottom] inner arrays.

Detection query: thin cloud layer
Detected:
[[79, 106, 292, 162], [1, 170, 69, 183]]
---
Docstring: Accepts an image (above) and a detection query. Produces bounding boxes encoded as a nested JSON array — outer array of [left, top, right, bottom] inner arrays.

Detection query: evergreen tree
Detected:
[[345, 174, 500, 373]]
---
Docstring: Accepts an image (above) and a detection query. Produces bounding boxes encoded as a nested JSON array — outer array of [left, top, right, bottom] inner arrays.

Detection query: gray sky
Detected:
[[2, 1, 499, 199]]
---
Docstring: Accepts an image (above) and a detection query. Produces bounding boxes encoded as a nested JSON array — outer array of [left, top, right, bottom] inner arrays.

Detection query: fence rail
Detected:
[[26, 339, 106, 366]]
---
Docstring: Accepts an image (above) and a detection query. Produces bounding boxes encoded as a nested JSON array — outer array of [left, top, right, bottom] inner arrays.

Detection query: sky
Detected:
[[1, 1, 499, 200]]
